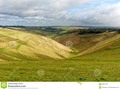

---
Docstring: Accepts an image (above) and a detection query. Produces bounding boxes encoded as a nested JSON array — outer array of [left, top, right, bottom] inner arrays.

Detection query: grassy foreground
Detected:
[[0, 56, 120, 81]]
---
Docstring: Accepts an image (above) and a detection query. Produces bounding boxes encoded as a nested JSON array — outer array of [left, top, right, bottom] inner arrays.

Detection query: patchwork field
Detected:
[[0, 27, 120, 81]]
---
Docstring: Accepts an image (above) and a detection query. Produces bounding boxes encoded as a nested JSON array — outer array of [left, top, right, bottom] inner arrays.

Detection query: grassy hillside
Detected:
[[72, 36, 120, 81], [54, 29, 118, 53], [0, 27, 120, 81], [0, 27, 73, 61]]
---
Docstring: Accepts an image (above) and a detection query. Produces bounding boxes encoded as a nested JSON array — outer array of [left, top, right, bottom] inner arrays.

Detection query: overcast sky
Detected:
[[0, 0, 120, 26]]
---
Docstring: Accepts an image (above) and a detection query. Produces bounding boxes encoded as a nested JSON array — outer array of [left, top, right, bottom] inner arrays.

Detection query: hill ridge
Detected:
[[78, 34, 120, 56]]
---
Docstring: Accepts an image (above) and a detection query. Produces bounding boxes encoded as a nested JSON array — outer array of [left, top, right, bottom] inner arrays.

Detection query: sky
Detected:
[[0, 0, 120, 26]]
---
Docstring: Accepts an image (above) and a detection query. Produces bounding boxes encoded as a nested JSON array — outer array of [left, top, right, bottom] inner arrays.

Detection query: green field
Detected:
[[0, 27, 120, 81]]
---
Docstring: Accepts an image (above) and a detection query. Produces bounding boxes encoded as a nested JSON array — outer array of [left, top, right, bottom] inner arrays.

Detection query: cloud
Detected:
[[0, 0, 86, 17], [0, 0, 120, 26], [49, 0, 87, 10], [73, 2, 120, 26]]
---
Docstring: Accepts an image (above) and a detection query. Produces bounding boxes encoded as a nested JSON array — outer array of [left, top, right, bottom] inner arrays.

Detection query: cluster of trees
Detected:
[[77, 28, 120, 35], [58, 28, 120, 35], [78, 28, 109, 34]]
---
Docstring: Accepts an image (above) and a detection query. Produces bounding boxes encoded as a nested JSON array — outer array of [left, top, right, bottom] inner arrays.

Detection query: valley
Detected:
[[0, 26, 120, 81]]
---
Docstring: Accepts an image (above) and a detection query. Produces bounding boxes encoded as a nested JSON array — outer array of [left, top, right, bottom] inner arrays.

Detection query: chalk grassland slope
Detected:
[[55, 29, 118, 52], [74, 35, 120, 61], [78, 34, 120, 56], [0, 37, 120, 81], [0, 27, 120, 81], [0, 28, 73, 61], [1, 27, 119, 59], [71, 38, 120, 81]]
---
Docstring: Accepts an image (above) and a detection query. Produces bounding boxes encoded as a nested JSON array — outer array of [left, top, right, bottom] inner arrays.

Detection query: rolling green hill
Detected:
[[0, 27, 120, 81], [0, 28, 73, 61]]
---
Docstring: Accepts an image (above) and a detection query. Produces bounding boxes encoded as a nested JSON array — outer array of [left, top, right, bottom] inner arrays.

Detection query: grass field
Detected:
[[0, 59, 120, 81], [0, 27, 120, 81]]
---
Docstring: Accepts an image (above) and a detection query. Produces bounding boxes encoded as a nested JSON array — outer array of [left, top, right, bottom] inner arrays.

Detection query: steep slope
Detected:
[[54, 29, 120, 57], [78, 34, 120, 56], [74, 34, 120, 61], [55, 31, 118, 52], [0, 28, 73, 61]]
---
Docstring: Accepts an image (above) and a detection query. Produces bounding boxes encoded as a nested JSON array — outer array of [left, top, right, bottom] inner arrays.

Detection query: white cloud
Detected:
[[0, 0, 120, 26], [49, 0, 86, 10], [65, 2, 120, 26]]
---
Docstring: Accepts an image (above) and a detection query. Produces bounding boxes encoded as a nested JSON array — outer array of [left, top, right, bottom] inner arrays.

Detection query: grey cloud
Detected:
[[65, 2, 120, 26], [0, 0, 120, 26]]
